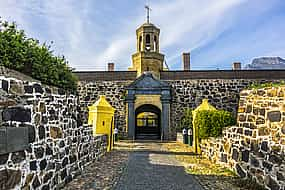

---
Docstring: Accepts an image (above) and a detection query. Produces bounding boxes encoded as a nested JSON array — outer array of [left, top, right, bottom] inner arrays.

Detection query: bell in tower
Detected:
[[129, 6, 165, 79]]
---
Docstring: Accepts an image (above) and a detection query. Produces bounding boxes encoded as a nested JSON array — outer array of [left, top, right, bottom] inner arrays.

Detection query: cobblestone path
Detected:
[[114, 141, 204, 190]]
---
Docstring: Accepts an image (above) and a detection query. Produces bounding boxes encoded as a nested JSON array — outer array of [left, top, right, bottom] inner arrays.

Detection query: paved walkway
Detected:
[[114, 141, 203, 190]]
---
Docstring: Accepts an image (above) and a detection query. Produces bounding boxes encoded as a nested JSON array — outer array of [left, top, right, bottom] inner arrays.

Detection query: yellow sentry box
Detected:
[[88, 95, 115, 151], [192, 99, 216, 154]]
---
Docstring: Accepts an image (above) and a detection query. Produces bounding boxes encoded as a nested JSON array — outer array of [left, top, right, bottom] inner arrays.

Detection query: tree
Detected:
[[0, 18, 77, 91]]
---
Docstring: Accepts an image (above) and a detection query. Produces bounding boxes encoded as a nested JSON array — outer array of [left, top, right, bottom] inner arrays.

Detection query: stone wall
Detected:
[[200, 86, 285, 190], [0, 73, 107, 190], [77, 78, 282, 139], [77, 81, 132, 136], [167, 79, 282, 138]]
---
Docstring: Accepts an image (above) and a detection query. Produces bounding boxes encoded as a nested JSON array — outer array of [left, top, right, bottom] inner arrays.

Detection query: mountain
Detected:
[[244, 57, 285, 70]]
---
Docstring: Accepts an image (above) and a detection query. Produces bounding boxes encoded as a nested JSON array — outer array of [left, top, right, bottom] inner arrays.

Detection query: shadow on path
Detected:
[[114, 142, 203, 190]]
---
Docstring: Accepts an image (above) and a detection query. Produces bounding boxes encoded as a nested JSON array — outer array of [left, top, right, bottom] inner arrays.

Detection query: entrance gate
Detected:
[[135, 104, 161, 139], [126, 72, 171, 140]]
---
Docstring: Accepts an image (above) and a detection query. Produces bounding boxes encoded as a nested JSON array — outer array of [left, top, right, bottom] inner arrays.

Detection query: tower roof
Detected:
[[136, 22, 160, 34]]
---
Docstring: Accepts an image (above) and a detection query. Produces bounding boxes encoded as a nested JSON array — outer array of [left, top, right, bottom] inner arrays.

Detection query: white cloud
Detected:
[[0, 0, 283, 71], [93, 0, 247, 70]]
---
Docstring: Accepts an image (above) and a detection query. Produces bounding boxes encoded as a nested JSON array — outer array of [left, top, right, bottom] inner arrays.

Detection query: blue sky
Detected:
[[0, 0, 285, 71]]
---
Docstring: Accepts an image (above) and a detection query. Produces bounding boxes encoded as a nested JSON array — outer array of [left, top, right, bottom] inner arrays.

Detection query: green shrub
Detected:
[[247, 81, 285, 89], [0, 19, 77, 91], [194, 110, 235, 139], [178, 108, 193, 132]]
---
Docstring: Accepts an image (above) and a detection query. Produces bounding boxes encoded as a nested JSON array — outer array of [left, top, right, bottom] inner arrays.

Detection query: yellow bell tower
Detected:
[[129, 6, 165, 79]]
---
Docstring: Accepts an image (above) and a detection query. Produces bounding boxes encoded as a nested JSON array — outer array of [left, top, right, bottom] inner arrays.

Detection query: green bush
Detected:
[[247, 81, 285, 89], [0, 19, 77, 91], [178, 108, 193, 132], [194, 110, 235, 139]]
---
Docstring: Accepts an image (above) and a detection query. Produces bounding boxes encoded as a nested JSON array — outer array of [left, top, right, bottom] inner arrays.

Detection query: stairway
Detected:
[[136, 133, 160, 140]]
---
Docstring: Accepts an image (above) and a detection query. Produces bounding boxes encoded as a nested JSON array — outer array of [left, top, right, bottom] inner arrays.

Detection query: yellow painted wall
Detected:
[[135, 94, 162, 111]]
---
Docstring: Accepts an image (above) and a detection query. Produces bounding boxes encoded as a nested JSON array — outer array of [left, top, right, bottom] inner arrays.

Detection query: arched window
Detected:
[[145, 34, 151, 51], [146, 34, 150, 44], [139, 36, 142, 51], [154, 36, 157, 52]]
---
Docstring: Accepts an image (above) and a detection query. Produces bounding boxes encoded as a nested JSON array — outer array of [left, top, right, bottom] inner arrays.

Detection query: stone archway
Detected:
[[135, 104, 161, 139], [126, 72, 171, 140]]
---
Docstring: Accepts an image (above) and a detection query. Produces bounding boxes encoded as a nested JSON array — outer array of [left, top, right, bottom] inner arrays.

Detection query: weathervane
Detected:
[[145, 5, 151, 23]]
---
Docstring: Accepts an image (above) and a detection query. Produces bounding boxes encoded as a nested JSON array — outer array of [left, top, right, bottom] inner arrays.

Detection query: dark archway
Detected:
[[135, 104, 161, 139]]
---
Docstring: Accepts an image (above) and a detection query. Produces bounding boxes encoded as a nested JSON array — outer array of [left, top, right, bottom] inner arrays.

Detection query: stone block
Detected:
[[257, 89, 266, 96], [61, 169, 67, 181], [241, 150, 249, 162], [40, 159, 47, 170], [260, 141, 268, 152], [232, 148, 239, 161], [265, 175, 280, 190], [281, 125, 285, 134], [9, 80, 24, 95], [250, 140, 259, 153], [11, 151, 25, 163], [58, 89, 65, 95], [2, 107, 31, 122], [38, 125, 45, 140], [269, 154, 282, 165], [33, 113, 41, 126], [267, 111, 281, 122], [258, 127, 270, 136], [33, 84, 43, 94], [271, 145, 281, 153], [244, 129, 252, 136], [247, 115, 255, 122], [256, 117, 265, 125], [250, 155, 259, 167], [1, 80, 9, 92], [42, 184, 50, 190], [24, 85, 33, 94], [220, 153, 228, 163], [39, 102, 46, 113], [23, 173, 34, 188], [46, 145, 53, 155], [246, 105, 252, 113], [30, 160, 37, 171], [62, 157, 68, 168], [236, 164, 246, 178], [27, 125, 35, 143], [32, 175, 40, 189], [34, 147, 44, 159], [50, 127, 63, 139], [238, 114, 246, 122], [0, 99, 17, 107]]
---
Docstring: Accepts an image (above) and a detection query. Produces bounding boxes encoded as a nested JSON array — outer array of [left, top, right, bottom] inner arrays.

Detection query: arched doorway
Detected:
[[135, 104, 161, 139]]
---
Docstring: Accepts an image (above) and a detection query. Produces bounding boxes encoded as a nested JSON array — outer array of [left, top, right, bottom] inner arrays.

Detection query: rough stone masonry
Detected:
[[76, 70, 284, 139], [0, 67, 107, 190], [201, 86, 285, 190]]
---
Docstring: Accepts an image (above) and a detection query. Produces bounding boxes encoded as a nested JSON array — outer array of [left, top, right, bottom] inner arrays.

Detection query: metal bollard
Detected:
[[182, 128, 188, 144]]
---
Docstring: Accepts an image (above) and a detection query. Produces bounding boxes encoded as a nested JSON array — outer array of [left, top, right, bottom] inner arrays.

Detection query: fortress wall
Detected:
[[75, 70, 285, 139], [0, 70, 107, 190], [200, 86, 285, 190], [77, 80, 132, 136], [166, 79, 283, 137]]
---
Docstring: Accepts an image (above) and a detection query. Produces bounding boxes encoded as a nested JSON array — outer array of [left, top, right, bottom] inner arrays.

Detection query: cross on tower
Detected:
[[145, 5, 151, 23]]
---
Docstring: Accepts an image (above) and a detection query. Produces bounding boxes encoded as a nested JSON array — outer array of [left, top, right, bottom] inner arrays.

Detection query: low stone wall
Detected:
[[0, 73, 107, 190], [201, 86, 285, 190]]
